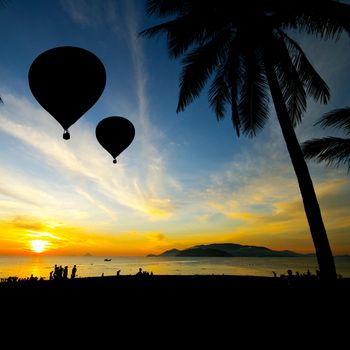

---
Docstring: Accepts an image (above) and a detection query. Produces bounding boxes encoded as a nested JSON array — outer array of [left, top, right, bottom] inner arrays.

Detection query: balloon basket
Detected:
[[63, 131, 70, 140]]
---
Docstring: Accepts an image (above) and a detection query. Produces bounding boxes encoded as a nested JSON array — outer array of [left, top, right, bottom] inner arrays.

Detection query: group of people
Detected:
[[271, 268, 338, 286], [49, 264, 77, 280], [136, 267, 153, 276], [273, 269, 318, 279]]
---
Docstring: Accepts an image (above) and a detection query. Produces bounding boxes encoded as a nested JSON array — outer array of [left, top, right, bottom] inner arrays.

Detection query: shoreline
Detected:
[[2, 273, 349, 292]]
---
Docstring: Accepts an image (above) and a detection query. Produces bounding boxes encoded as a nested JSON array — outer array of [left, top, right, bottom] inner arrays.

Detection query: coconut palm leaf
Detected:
[[302, 137, 350, 170], [316, 107, 350, 134], [279, 0, 350, 39], [279, 31, 330, 104], [176, 29, 231, 112], [268, 33, 307, 126], [303, 107, 350, 171], [208, 65, 230, 120], [208, 42, 241, 135], [145, 0, 189, 16], [140, 17, 206, 58], [238, 49, 270, 137]]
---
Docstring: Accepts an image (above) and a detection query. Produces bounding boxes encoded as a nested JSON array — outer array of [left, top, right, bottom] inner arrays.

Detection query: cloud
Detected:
[[187, 118, 350, 253], [0, 90, 178, 222], [0, 0, 183, 236], [1, 0, 349, 255], [12, 217, 44, 231], [145, 232, 165, 242], [61, 0, 175, 196], [60, 0, 93, 27], [26, 231, 61, 240], [0, 0, 183, 224], [75, 188, 117, 220], [60, 0, 123, 35]]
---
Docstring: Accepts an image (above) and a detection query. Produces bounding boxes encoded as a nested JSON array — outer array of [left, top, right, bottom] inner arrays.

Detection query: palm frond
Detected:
[[238, 49, 270, 137], [316, 107, 350, 134], [208, 66, 241, 136], [280, 0, 350, 40], [208, 65, 230, 120], [140, 14, 228, 58], [176, 29, 231, 112], [139, 19, 180, 38], [270, 33, 307, 126], [139, 17, 202, 58], [280, 31, 330, 104], [145, 0, 190, 16], [208, 40, 241, 136], [231, 88, 241, 137], [227, 42, 242, 137], [302, 136, 350, 170]]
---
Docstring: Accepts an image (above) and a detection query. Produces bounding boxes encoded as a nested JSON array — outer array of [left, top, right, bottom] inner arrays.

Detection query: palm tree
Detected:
[[302, 107, 350, 171], [140, 0, 350, 281]]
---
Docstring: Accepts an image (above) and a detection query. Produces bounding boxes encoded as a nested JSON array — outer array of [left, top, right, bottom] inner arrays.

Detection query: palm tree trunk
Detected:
[[263, 56, 337, 282]]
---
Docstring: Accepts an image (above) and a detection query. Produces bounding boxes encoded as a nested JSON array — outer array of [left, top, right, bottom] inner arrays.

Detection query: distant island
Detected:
[[147, 243, 306, 258]]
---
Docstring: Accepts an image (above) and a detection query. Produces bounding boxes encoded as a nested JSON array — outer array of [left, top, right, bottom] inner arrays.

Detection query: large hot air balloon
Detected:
[[28, 46, 106, 140], [96, 116, 135, 164]]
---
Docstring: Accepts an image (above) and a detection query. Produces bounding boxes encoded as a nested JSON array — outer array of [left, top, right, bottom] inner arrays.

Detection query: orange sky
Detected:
[[0, 1, 349, 257]]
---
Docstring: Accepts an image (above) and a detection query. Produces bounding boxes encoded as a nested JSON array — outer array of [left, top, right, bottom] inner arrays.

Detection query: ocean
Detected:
[[1, 255, 350, 280]]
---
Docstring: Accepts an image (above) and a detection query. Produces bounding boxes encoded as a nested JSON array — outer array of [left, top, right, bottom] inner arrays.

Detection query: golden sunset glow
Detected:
[[30, 240, 48, 253], [0, 1, 349, 262]]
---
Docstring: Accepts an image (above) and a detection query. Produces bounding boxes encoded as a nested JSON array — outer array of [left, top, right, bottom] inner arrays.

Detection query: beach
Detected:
[[2, 274, 349, 344], [2, 274, 349, 307]]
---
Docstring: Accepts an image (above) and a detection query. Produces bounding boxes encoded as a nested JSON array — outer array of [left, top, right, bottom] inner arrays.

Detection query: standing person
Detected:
[[63, 266, 68, 279], [53, 264, 59, 279], [71, 265, 77, 279]]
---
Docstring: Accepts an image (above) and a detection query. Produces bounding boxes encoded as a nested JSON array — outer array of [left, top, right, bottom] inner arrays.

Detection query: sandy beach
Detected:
[[2, 274, 349, 344], [2, 274, 349, 308]]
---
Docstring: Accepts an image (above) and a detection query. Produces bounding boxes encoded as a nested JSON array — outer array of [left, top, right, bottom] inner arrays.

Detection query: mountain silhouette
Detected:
[[148, 243, 303, 258]]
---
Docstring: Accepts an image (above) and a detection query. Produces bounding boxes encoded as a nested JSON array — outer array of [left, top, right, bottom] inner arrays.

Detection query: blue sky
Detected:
[[0, 0, 349, 256]]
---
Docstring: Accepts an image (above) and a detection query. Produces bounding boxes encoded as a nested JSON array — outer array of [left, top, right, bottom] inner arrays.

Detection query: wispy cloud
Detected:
[[0, 90, 177, 223], [60, 0, 123, 35], [59, 0, 181, 221], [1, 0, 349, 255], [60, 0, 93, 27], [186, 120, 350, 253]]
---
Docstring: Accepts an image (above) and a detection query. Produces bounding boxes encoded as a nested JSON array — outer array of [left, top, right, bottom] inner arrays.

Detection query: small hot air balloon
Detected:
[[28, 46, 106, 140], [96, 116, 135, 164]]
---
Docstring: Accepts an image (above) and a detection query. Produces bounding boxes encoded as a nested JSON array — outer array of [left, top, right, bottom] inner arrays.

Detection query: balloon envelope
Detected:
[[96, 116, 135, 163], [28, 46, 106, 139]]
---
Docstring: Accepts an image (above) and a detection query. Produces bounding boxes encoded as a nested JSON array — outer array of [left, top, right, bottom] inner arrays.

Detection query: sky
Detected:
[[0, 0, 349, 256]]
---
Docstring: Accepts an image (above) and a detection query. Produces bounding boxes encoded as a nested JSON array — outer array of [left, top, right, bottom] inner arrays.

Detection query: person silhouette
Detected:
[[71, 265, 77, 279]]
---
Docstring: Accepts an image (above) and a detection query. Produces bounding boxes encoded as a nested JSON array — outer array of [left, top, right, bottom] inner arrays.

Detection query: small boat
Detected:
[[104, 258, 111, 261]]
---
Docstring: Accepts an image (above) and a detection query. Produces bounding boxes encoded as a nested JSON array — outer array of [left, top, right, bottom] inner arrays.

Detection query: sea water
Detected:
[[0, 255, 349, 280]]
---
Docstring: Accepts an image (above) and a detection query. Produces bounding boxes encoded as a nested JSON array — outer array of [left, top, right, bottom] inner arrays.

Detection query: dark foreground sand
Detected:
[[2, 274, 349, 307], [1, 275, 349, 342]]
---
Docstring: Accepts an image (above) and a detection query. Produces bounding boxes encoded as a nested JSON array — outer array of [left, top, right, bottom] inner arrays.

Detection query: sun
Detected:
[[30, 240, 48, 253]]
